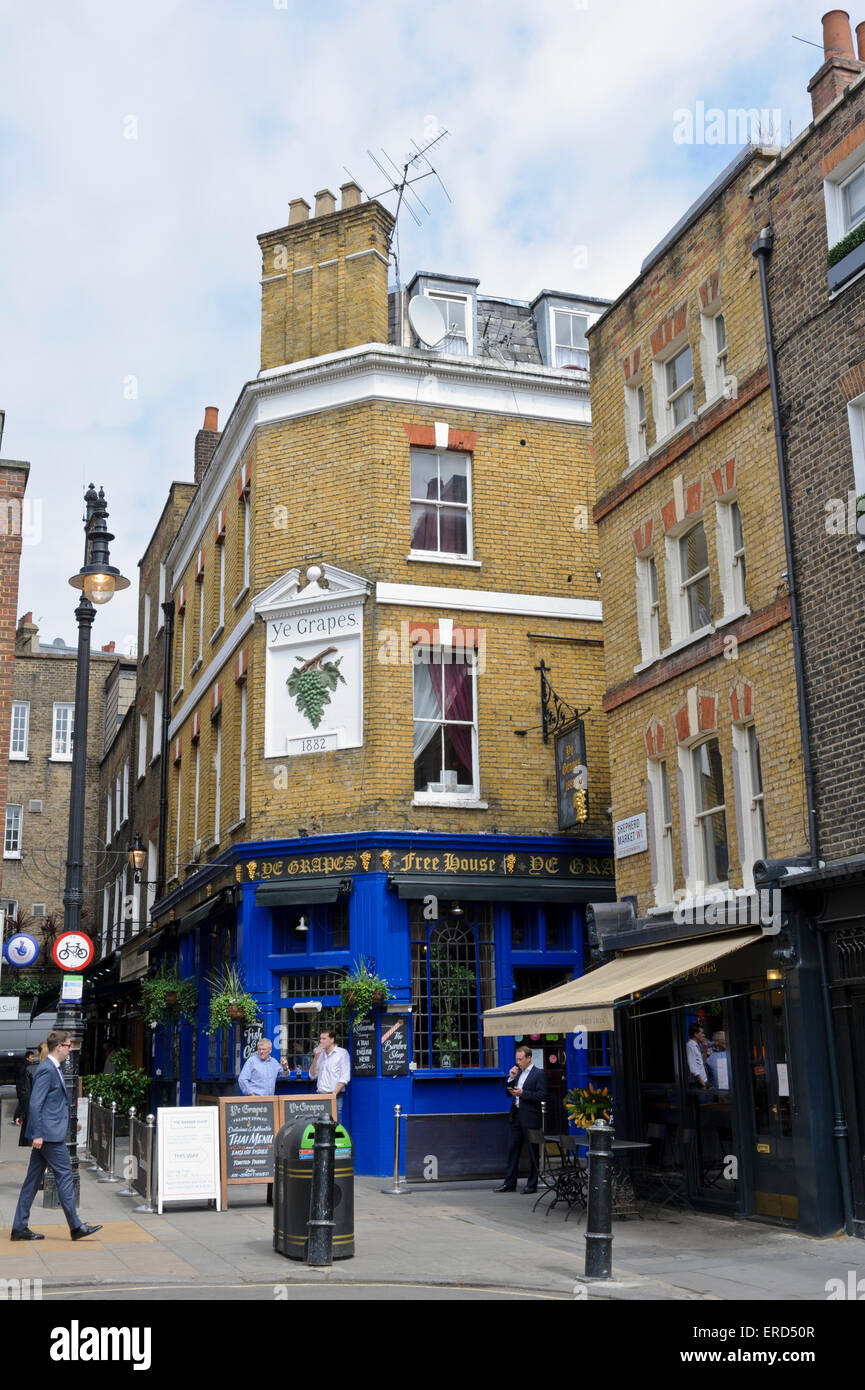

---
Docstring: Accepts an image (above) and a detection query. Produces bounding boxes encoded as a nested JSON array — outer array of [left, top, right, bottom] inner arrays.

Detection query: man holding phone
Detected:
[[309, 1028, 350, 1122], [495, 1044, 547, 1194]]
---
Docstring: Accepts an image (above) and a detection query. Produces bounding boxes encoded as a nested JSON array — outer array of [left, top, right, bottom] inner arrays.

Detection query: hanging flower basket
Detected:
[[164, 992, 178, 1008], [206, 964, 261, 1035], [339, 960, 390, 1022], [227, 1005, 246, 1022]]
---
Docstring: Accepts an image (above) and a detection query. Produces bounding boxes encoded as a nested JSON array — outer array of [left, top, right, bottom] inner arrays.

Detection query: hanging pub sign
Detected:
[[555, 722, 588, 831]]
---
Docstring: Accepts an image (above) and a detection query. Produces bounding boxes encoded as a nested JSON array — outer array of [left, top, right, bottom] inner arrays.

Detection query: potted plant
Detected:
[[565, 1083, 612, 1131], [429, 943, 475, 1069], [339, 959, 390, 1022], [140, 965, 198, 1025], [206, 963, 260, 1034]]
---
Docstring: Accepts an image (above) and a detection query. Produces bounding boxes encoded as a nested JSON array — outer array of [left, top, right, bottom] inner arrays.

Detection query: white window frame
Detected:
[[213, 542, 225, 637], [102, 885, 110, 957], [425, 291, 472, 355], [682, 737, 730, 893], [825, 151, 865, 250], [175, 607, 186, 697], [122, 762, 129, 823], [142, 592, 151, 659], [132, 877, 142, 938], [409, 448, 473, 561], [847, 392, 865, 500], [635, 554, 661, 666], [551, 308, 590, 371], [115, 774, 122, 832], [138, 714, 148, 780], [10, 701, 29, 759], [732, 722, 767, 890], [412, 647, 481, 805], [647, 757, 675, 907], [106, 792, 113, 844], [4, 804, 22, 858], [213, 717, 222, 842], [652, 340, 695, 443], [152, 691, 162, 762], [51, 703, 75, 761], [174, 762, 182, 879], [665, 519, 712, 646], [242, 496, 251, 593], [113, 875, 121, 951], [156, 563, 166, 633], [193, 740, 201, 844], [238, 683, 247, 823], [700, 309, 728, 404], [147, 841, 157, 919], [715, 497, 748, 619], [196, 577, 205, 666], [624, 382, 648, 466]]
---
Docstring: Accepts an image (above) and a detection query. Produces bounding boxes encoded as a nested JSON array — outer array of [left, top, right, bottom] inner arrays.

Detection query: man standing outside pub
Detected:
[[495, 1044, 547, 1194], [11, 1030, 102, 1241], [309, 1028, 350, 1122], [238, 1037, 289, 1095]]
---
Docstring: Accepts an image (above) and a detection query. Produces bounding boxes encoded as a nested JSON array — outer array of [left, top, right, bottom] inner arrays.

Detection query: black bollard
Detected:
[[307, 1114, 336, 1266], [584, 1119, 614, 1280]]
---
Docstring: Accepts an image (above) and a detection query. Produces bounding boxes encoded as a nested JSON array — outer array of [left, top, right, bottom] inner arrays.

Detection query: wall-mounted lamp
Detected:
[[295, 914, 309, 934], [128, 832, 146, 883], [766, 967, 783, 983], [450, 902, 464, 917]]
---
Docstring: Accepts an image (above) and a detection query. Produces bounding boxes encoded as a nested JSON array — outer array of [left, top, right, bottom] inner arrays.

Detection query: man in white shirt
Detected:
[[706, 1031, 730, 1091], [309, 1028, 350, 1122], [686, 1024, 709, 1089]]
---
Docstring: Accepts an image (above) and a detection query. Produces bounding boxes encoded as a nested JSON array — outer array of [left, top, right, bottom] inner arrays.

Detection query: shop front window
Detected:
[[411, 905, 496, 1070], [277, 971, 347, 1073]]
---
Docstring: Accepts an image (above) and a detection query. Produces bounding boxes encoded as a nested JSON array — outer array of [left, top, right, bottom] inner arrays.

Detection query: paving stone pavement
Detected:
[[1, 1117, 863, 1300]]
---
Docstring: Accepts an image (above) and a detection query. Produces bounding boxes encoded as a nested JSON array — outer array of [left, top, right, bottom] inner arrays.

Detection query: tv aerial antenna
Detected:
[[344, 128, 452, 287]]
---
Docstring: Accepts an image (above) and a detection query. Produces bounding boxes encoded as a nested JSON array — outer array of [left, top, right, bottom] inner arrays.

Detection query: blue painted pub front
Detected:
[[150, 830, 615, 1175]]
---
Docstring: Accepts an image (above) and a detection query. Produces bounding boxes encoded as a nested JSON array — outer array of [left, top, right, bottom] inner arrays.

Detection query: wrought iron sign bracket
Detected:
[[536, 660, 590, 743]]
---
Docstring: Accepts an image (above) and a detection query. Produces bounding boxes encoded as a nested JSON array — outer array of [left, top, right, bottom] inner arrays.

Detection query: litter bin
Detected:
[[273, 1116, 355, 1260]]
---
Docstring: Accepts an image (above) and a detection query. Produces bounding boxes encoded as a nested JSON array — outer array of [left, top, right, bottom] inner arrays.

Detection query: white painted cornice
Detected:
[[375, 581, 602, 622]]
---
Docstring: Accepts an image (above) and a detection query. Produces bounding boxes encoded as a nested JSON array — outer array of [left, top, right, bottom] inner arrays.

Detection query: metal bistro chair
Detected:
[[529, 1131, 587, 1219], [636, 1122, 693, 1213]]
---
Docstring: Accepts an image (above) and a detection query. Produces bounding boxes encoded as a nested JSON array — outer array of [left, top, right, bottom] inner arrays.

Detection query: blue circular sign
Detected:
[[3, 933, 40, 968]]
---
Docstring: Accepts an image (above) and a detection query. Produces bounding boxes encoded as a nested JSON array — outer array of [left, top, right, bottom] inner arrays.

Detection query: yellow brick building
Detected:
[[128, 184, 616, 1171]]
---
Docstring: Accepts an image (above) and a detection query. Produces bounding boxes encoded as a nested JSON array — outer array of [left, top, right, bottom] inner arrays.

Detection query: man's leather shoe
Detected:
[[10, 1227, 44, 1241], [494, 1185, 517, 1192], [521, 1186, 538, 1195], [70, 1224, 102, 1241]]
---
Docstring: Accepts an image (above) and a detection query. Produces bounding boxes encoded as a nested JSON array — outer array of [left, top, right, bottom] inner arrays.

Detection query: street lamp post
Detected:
[[44, 485, 129, 1208]]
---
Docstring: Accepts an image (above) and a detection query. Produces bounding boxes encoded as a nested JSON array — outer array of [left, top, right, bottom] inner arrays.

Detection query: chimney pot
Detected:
[[101, 641, 116, 653], [822, 9, 855, 58], [288, 197, 311, 225], [857, 19, 865, 59], [18, 611, 32, 628], [203, 406, 219, 432], [340, 181, 362, 210], [314, 188, 337, 218]]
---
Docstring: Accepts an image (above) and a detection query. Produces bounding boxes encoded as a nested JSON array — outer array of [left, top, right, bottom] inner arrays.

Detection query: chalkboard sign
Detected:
[[220, 1098, 277, 1206], [352, 1020, 376, 1077], [278, 1093, 336, 1127], [380, 1014, 409, 1076]]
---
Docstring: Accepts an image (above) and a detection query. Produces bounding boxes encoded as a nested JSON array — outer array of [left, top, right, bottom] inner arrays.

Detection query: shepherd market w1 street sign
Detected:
[[615, 813, 648, 859]]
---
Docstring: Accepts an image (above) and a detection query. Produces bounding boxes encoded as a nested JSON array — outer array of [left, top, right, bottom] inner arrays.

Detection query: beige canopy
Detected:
[[482, 930, 762, 1035]]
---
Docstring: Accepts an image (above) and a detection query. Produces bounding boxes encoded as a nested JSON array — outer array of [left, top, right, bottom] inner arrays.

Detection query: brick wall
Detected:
[[0, 459, 29, 900]]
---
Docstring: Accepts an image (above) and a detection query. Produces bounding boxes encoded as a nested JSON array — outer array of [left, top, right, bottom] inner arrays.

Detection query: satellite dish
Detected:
[[408, 295, 446, 348]]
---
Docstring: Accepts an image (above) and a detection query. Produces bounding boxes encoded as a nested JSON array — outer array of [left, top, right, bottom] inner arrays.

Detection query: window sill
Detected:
[[9, 754, 29, 762], [49, 756, 73, 764], [715, 605, 751, 628], [172, 687, 184, 705], [150, 752, 161, 766], [660, 624, 714, 660], [140, 650, 149, 664], [827, 238, 865, 294], [649, 414, 697, 457], [137, 773, 146, 786], [406, 551, 481, 569], [412, 794, 488, 809], [622, 454, 649, 477], [224, 817, 247, 836], [3, 852, 22, 861], [210, 624, 225, 646], [203, 840, 220, 856], [233, 586, 250, 610], [697, 392, 727, 417], [190, 658, 203, 678], [633, 652, 662, 675]]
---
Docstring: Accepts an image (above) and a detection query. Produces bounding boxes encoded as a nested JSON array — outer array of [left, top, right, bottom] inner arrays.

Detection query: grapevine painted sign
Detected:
[[258, 563, 367, 758]]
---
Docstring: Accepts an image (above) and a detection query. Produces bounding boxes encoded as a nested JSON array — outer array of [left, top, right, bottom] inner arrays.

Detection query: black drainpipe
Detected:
[[752, 225, 854, 1234], [156, 599, 175, 903]]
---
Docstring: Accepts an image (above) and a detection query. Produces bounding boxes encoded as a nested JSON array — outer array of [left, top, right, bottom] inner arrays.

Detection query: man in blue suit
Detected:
[[495, 1044, 548, 1194], [11, 1030, 102, 1241]]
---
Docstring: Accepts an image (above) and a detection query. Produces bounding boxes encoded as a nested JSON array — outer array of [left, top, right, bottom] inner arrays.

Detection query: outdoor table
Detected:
[[609, 1140, 650, 1217]]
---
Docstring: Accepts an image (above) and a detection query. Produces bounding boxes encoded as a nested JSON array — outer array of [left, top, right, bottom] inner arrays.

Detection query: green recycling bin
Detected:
[[273, 1116, 355, 1260]]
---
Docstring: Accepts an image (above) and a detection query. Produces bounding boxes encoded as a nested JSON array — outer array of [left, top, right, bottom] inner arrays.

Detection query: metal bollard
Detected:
[[99, 1100, 120, 1183], [119, 1107, 136, 1195], [133, 1115, 156, 1214], [381, 1104, 410, 1195], [584, 1119, 614, 1280], [306, 1114, 336, 1267]]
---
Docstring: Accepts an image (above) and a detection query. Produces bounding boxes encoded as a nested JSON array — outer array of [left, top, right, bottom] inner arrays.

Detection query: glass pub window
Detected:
[[410, 904, 496, 1070]]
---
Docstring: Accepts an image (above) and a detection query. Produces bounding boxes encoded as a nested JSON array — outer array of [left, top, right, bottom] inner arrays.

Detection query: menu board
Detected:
[[219, 1098, 277, 1205], [352, 1020, 376, 1076], [157, 1108, 221, 1213], [380, 1014, 409, 1076], [278, 1094, 336, 1127]]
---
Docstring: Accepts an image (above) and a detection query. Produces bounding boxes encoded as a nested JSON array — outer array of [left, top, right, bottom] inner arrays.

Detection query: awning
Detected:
[[482, 929, 762, 1035], [135, 927, 169, 956], [390, 874, 616, 904], [255, 878, 352, 908]]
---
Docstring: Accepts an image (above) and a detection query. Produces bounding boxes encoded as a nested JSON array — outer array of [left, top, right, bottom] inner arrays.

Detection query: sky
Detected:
[[0, 0, 830, 649]]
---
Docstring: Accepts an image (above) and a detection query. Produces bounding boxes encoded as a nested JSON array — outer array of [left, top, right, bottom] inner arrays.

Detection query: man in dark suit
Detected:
[[495, 1044, 547, 1194], [10, 1029, 102, 1241]]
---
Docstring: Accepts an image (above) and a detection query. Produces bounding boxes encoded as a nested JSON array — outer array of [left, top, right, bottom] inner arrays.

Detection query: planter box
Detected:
[[828, 238, 865, 292]]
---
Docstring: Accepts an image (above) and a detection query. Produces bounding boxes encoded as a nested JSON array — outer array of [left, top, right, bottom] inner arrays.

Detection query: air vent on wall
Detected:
[[29, 800, 43, 814]]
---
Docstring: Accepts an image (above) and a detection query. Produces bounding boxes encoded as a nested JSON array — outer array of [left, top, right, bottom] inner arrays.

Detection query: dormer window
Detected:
[[553, 310, 589, 370], [427, 292, 471, 355]]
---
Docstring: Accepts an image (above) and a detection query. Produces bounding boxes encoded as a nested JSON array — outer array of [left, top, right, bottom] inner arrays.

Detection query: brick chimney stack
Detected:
[[809, 10, 865, 119], [194, 406, 221, 484], [15, 611, 38, 655], [257, 182, 394, 371]]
